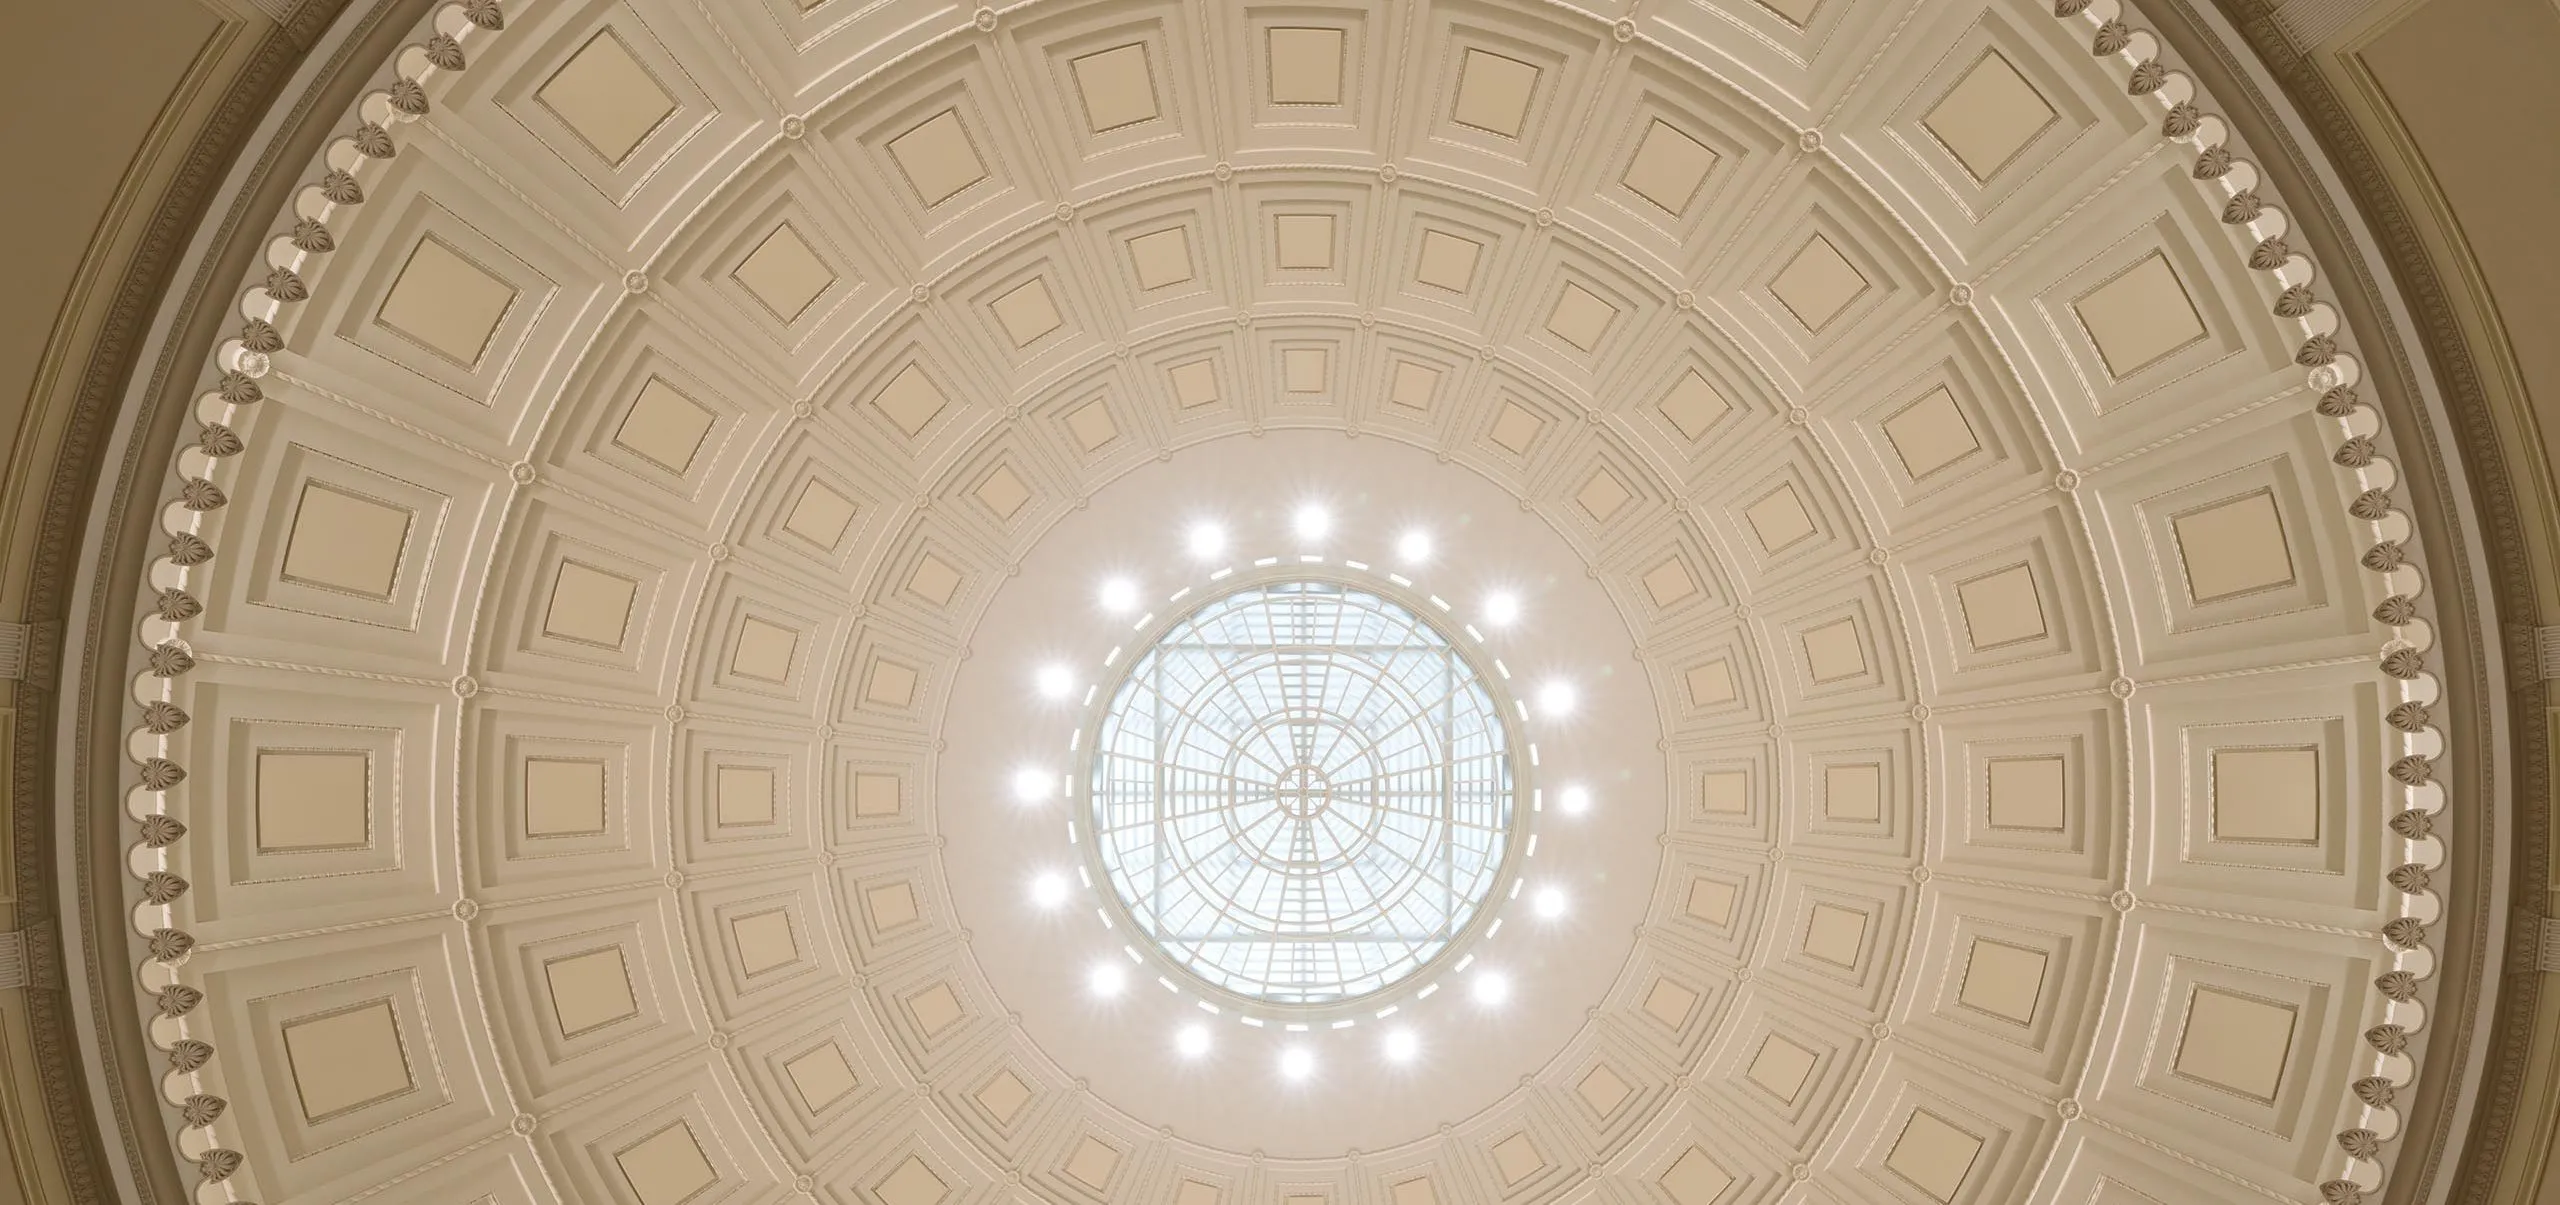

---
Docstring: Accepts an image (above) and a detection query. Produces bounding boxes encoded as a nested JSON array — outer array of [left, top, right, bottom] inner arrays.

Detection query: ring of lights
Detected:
[[1066, 566, 1538, 1020]]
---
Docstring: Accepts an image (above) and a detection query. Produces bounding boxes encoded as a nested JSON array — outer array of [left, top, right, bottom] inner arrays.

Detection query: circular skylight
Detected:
[[1084, 579, 1516, 1006]]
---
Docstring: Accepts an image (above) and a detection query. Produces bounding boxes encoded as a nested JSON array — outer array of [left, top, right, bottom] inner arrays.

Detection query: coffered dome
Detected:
[[82, 0, 2488, 1203]]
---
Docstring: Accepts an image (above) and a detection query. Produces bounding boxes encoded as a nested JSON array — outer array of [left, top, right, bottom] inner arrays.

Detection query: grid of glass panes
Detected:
[[1088, 581, 1513, 1004]]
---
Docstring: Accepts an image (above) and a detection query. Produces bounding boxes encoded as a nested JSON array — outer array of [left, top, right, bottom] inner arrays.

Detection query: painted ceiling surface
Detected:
[[112, 0, 2454, 1202]]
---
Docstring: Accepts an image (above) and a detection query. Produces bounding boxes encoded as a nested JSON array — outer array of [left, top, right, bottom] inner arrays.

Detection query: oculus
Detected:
[[1083, 579, 1516, 1006]]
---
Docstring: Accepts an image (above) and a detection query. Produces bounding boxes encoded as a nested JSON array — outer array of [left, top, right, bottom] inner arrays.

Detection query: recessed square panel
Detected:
[[1492, 1132, 1545, 1184], [256, 750, 371, 851], [2073, 254, 2207, 378], [1923, 51, 2057, 181], [1824, 763, 1882, 821], [1958, 938, 2047, 1023], [714, 765, 776, 827], [1885, 1111, 1982, 1203], [1956, 564, 2047, 649], [1452, 49, 1538, 138], [1623, 119, 1717, 215], [1578, 470, 1631, 521], [1388, 362, 1439, 411], [544, 946, 638, 1035], [281, 1001, 412, 1120], [1882, 387, 1979, 479], [2171, 489, 2293, 603], [1283, 347, 1328, 394], [887, 110, 989, 206], [731, 908, 799, 975], [1644, 978, 1698, 1026], [866, 881, 921, 929], [906, 555, 963, 606], [1685, 661, 1736, 707], [976, 1068, 1033, 1123], [1129, 227, 1194, 291], [1659, 370, 1730, 440], [1699, 770, 1749, 815], [1415, 231, 1483, 293], [1746, 1033, 1817, 1102], [1489, 402, 1543, 454], [1801, 618, 1866, 682], [784, 1042, 858, 1111], [1393, 1177, 1437, 1205], [378, 236, 516, 366], [1170, 360, 1221, 408], [544, 561, 638, 648], [1273, 213, 1335, 269], [2210, 746, 2320, 843], [1578, 1064, 1630, 1114], [616, 1122, 717, 1205], [784, 480, 857, 549], [1546, 283, 1618, 351], [1745, 483, 1818, 553], [1688, 878, 1737, 924], [1267, 27, 1346, 105], [524, 757, 608, 837], [853, 772, 902, 817], [1071, 44, 1158, 132], [1643, 557, 1698, 607], [2174, 986, 2297, 1101], [1803, 903, 1867, 966], [1769, 235, 1868, 333], [876, 1156, 946, 1205], [873, 363, 949, 436], [992, 278, 1064, 346], [731, 617, 798, 681], [537, 30, 677, 166], [1176, 1181, 1220, 1205], [614, 378, 716, 474], [1066, 1136, 1121, 1189], [975, 464, 1031, 520], [1067, 400, 1119, 450], [1985, 755, 2066, 831], [733, 224, 835, 323], [1660, 1148, 1734, 1205], [907, 982, 963, 1035], [282, 482, 413, 599]]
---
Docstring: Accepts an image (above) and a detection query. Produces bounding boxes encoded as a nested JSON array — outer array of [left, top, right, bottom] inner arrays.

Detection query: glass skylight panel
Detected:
[[1087, 581, 1515, 1005]]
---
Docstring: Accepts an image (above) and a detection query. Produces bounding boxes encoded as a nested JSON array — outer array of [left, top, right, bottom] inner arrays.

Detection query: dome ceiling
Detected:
[[108, 0, 2459, 1203]]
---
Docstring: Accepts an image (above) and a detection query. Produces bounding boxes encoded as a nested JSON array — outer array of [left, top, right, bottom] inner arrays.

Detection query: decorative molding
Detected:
[[2539, 918, 2560, 975], [0, 932, 25, 990], [2537, 627, 2560, 680], [0, 623, 27, 679]]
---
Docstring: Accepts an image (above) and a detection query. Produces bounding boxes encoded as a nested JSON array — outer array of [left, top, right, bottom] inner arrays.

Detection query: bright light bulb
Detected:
[[1098, 577, 1140, 613], [1383, 1028, 1419, 1063], [1030, 871, 1069, 909], [1035, 663, 1074, 699], [1471, 970, 1512, 1008], [1537, 680, 1579, 717], [1186, 522, 1227, 559], [1011, 767, 1054, 804], [1557, 785, 1592, 816], [1176, 1025, 1212, 1059], [1484, 591, 1522, 627], [1534, 886, 1569, 919], [1396, 529, 1433, 563], [1293, 504, 1332, 542], [1088, 962, 1128, 998], [1278, 1046, 1315, 1080]]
